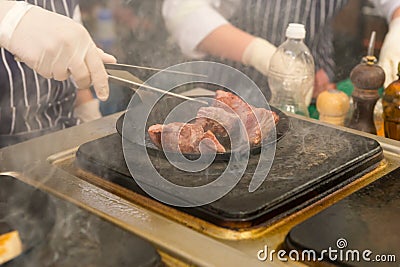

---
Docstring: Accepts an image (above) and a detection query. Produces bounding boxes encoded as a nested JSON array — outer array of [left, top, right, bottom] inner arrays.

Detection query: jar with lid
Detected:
[[317, 89, 350, 126], [382, 62, 400, 140]]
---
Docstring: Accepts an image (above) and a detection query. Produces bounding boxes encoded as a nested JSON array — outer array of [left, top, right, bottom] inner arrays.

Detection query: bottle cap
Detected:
[[286, 23, 306, 39]]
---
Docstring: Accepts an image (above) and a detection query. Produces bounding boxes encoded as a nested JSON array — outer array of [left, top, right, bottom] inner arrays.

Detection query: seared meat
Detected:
[[196, 106, 240, 139], [213, 90, 252, 118], [213, 90, 279, 146], [200, 130, 226, 153], [148, 124, 163, 148], [246, 108, 279, 146], [148, 90, 280, 153], [148, 122, 225, 153], [148, 123, 203, 153]]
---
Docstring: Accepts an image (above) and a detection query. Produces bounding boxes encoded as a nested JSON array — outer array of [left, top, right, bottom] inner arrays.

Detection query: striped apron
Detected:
[[0, 0, 79, 148]]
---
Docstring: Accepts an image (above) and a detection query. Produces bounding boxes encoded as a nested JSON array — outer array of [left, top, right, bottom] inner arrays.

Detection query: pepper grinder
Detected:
[[348, 32, 385, 134]]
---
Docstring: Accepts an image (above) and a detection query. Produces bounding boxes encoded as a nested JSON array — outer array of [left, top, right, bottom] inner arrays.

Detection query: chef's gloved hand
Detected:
[[0, 1, 116, 101], [242, 37, 277, 76], [379, 17, 400, 87]]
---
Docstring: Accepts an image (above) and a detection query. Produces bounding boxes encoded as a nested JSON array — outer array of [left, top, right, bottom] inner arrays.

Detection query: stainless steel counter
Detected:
[[1, 113, 399, 267]]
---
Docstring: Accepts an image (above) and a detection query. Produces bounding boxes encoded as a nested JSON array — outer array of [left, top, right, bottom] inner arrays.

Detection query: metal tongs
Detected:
[[105, 63, 209, 105]]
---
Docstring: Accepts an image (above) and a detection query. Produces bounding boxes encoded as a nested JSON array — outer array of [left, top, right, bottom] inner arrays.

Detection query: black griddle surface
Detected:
[[285, 167, 400, 266], [76, 117, 383, 229], [1, 175, 162, 267]]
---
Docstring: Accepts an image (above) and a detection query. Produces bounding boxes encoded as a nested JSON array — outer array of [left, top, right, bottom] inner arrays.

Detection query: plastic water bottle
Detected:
[[268, 23, 315, 117]]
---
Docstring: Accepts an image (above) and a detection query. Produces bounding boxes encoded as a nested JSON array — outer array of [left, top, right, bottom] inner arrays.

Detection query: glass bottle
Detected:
[[382, 62, 400, 140]]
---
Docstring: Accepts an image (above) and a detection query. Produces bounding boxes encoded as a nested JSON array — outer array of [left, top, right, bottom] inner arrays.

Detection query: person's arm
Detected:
[[197, 24, 254, 62], [0, 1, 15, 19], [163, 0, 231, 58], [163, 0, 276, 75], [372, 0, 400, 22], [373, 0, 400, 86], [379, 5, 400, 86], [0, 1, 116, 101], [197, 22, 278, 75], [392, 7, 400, 20]]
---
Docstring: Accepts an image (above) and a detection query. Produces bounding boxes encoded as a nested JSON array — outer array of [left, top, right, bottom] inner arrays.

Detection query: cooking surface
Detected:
[[76, 116, 383, 229], [285, 167, 400, 266], [2, 112, 400, 266], [0, 175, 162, 267]]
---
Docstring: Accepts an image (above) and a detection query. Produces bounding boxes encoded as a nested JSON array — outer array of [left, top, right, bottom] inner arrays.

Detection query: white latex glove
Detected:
[[74, 98, 102, 123], [0, 2, 116, 101], [242, 37, 277, 76], [379, 17, 400, 87]]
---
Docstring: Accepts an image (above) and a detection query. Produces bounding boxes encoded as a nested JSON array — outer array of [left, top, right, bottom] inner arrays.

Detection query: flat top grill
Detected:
[[285, 167, 400, 266], [76, 116, 383, 229]]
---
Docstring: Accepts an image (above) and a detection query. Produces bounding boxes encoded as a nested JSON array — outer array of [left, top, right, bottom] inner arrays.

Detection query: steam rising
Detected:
[[2, 177, 159, 267]]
